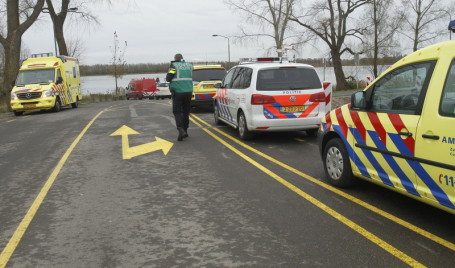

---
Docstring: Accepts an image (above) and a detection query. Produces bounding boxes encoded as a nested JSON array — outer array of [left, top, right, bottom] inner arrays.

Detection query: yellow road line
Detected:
[[189, 115, 425, 267], [0, 108, 108, 268], [191, 113, 455, 252]]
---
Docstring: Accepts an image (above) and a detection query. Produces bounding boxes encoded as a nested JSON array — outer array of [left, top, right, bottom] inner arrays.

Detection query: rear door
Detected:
[[414, 59, 455, 210]]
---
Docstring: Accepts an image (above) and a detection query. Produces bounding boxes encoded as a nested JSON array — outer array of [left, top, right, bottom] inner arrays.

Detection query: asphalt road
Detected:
[[0, 100, 454, 267]]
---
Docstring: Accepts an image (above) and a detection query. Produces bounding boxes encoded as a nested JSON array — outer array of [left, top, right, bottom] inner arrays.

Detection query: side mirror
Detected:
[[11, 80, 15, 87], [351, 91, 368, 109], [56, 77, 63, 84]]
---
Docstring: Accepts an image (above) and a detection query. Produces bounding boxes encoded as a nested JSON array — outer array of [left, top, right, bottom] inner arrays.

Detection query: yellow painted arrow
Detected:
[[110, 125, 174, 159]]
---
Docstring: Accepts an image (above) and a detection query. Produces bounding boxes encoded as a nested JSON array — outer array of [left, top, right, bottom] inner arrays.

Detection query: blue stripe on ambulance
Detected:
[[369, 131, 420, 196], [351, 129, 394, 187], [196, 94, 213, 100], [389, 134, 455, 209]]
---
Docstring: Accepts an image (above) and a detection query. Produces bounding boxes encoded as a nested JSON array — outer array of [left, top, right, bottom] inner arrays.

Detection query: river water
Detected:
[[80, 65, 389, 94]]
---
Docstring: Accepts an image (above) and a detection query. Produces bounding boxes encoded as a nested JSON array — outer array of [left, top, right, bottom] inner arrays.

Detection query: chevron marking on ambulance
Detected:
[[324, 105, 455, 209]]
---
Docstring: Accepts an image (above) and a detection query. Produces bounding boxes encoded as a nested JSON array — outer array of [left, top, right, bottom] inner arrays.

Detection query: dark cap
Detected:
[[174, 53, 183, 61]]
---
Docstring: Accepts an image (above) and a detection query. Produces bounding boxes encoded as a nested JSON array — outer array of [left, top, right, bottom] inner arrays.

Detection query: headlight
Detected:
[[42, 90, 53, 97], [11, 92, 18, 100]]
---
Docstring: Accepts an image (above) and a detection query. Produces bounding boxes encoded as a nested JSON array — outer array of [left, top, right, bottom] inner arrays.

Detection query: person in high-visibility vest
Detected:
[[166, 53, 193, 141]]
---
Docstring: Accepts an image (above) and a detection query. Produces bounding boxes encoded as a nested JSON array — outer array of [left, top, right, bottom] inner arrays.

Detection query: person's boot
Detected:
[[183, 128, 188, 138], [177, 127, 185, 141]]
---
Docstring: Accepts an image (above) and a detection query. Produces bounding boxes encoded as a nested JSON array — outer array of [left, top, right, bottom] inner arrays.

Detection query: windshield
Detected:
[[192, 68, 227, 82], [256, 68, 322, 91], [16, 69, 56, 85]]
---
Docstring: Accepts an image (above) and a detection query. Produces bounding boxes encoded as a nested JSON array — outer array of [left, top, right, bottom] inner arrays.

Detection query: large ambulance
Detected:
[[10, 53, 82, 116], [319, 40, 455, 214]]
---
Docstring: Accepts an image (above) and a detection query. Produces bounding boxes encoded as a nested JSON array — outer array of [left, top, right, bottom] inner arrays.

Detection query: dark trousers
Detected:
[[172, 92, 192, 130]]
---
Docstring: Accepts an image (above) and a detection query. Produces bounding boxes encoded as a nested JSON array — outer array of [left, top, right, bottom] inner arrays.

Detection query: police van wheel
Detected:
[[213, 104, 223, 126], [71, 99, 78, 108], [238, 112, 253, 140], [13, 111, 24, 116], [323, 138, 354, 187], [52, 98, 61, 113], [306, 128, 318, 137]]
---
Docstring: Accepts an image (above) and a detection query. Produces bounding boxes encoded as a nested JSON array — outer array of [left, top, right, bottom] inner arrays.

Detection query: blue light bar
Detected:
[[449, 20, 455, 33]]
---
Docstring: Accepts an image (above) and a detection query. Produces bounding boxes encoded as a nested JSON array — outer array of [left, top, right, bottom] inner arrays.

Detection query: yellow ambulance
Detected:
[[319, 40, 455, 213], [10, 53, 82, 116], [192, 65, 227, 108]]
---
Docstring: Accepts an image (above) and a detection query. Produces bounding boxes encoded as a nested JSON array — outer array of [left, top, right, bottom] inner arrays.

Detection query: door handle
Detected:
[[398, 132, 412, 137], [422, 134, 440, 140]]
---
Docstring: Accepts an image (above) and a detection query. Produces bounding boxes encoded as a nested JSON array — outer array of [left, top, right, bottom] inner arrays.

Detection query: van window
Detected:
[[222, 68, 238, 89], [440, 60, 455, 117], [232, 67, 252, 89], [256, 68, 321, 91], [193, 68, 227, 82], [370, 61, 435, 114]]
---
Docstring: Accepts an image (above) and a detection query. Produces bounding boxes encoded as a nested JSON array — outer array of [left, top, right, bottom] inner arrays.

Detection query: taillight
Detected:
[[251, 94, 275, 105], [309, 92, 326, 102]]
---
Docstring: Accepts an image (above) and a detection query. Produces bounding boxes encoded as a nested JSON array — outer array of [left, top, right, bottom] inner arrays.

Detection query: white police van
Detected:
[[214, 57, 332, 139]]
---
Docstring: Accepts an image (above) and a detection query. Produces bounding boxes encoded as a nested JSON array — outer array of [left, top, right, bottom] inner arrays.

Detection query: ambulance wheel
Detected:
[[52, 98, 61, 112], [323, 138, 354, 187], [71, 99, 78, 108], [213, 104, 223, 125], [238, 111, 253, 140], [13, 111, 24, 116]]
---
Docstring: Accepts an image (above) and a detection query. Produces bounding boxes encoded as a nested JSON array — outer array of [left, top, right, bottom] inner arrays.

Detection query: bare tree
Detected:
[[66, 37, 85, 58], [111, 31, 127, 96], [401, 0, 451, 51], [225, 0, 298, 56], [0, 0, 45, 100], [44, 0, 99, 56], [290, 0, 370, 90], [362, 0, 403, 78]]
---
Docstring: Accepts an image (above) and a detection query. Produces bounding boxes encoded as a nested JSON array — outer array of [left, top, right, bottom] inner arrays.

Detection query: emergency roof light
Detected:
[[239, 57, 289, 64], [31, 52, 54, 58], [449, 20, 455, 33]]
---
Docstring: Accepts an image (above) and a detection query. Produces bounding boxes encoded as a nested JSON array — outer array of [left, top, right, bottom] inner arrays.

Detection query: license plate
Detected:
[[281, 106, 305, 113], [204, 84, 215, 88], [23, 104, 36, 108]]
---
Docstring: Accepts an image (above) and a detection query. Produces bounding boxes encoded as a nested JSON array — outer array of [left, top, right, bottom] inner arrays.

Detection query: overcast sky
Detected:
[[23, 0, 312, 65]]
